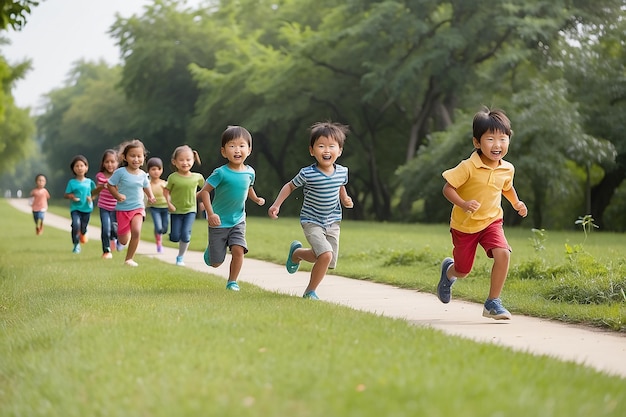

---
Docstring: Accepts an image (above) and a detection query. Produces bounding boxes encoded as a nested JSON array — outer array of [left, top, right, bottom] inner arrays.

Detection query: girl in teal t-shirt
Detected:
[[64, 155, 96, 254]]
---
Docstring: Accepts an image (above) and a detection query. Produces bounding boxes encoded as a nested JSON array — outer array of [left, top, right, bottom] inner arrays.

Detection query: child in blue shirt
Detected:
[[64, 155, 96, 254], [199, 126, 265, 291]]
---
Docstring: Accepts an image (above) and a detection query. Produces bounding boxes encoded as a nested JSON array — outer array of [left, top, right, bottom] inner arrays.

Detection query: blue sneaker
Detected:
[[226, 281, 240, 291], [437, 257, 456, 303], [483, 298, 512, 320], [176, 256, 185, 266], [303, 290, 319, 300], [72, 243, 81, 254], [203, 246, 210, 266], [286, 241, 302, 274]]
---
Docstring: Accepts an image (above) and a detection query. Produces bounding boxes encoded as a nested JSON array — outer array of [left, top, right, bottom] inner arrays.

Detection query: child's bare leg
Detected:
[[305, 251, 332, 293], [292, 247, 316, 264], [488, 248, 510, 299], [125, 215, 143, 261], [229, 245, 245, 282], [118, 233, 130, 246]]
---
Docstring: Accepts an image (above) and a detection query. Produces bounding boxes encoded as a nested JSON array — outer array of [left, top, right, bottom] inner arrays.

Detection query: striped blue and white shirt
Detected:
[[291, 163, 348, 228]]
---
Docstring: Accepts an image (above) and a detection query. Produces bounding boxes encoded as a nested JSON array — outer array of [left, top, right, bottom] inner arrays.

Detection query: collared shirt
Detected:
[[442, 152, 514, 233]]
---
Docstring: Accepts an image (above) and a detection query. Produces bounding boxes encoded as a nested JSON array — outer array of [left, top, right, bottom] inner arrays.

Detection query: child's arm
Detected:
[[503, 187, 528, 217], [163, 188, 175, 212], [268, 182, 296, 219], [107, 184, 125, 202], [143, 187, 156, 205], [199, 183, 221, 227], [442, 182, 481, 213], [340, 185, 353, 208], [248, 187, 265, 206]]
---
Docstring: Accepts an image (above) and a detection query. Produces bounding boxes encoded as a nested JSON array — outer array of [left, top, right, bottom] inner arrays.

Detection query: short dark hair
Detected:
[[147, 157, 163, 169], [221, 126, 252, 147], [473, 107, 512, 140], [309, 121, 349, 148]]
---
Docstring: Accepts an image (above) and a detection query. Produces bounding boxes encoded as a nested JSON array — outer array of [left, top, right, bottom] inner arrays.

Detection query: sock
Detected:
[[178, 241, 189, 257], [156, 234, 162, 246]]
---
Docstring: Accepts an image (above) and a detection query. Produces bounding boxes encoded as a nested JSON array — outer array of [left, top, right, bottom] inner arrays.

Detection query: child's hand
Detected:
[[167, 202, 176, 212], [73, 196, 80, 202], [463, 200, 481, 214], [256, 197, 265, 206], [116, 194, 126, 202], [147, 196, 157, 204], [268, 205, 280, 219], [342, 196, 354, 208], [515, 201, 528, 217], [207, 213, 221, 227]]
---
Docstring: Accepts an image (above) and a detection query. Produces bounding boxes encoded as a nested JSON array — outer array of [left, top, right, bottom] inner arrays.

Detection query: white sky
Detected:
[[2, 0, 201, 112]]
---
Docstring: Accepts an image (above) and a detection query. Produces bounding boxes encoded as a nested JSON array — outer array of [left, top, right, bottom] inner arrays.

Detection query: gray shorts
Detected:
[[302, 222, 341, 269], [208, 221, 248, 264]]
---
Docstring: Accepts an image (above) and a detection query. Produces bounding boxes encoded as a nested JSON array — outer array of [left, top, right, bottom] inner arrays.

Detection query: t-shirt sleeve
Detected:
[[442, 161, 470, 189], [108, 169, 120, 186], [207, 169, 222, 188]]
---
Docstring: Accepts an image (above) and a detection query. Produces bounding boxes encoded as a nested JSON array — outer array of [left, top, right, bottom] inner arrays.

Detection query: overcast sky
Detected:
[[3, 0, 201, 112]]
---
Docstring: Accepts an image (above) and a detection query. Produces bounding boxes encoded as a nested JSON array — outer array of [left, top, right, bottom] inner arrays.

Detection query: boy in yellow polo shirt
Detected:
[[439, 107, 527, 320]]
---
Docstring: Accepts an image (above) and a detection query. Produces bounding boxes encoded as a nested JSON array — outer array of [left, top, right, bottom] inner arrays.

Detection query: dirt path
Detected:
[[9, 198, 626, 378]]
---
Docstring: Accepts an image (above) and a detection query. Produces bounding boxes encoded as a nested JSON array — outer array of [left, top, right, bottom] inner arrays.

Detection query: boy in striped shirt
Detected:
[[268, 121, 353, 300]]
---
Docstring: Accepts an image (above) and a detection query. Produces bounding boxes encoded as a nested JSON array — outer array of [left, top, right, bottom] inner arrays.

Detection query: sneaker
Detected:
[[303, 290, 319, 300], [72, 243, 81, 254], [437, 257, 456, 304], [102, 252, 113, 259], [125, 259, 138, 267], [203, 246, 210, 266], [286, 241, 302, 274], [116, 241, 125, 252], [176, 256, 185, 266], [79, 232, 88, 244], [483, 298, 512, 320], [157, 244, 163, 253], [226, 281, 240, 291]]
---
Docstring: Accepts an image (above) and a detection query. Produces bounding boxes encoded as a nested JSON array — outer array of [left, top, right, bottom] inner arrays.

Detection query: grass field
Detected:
[[1, 199, 626, 416], [43, 200, 626, 331]]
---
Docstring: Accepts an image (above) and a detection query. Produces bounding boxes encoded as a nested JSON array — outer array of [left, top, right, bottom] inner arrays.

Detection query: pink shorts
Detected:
[[450, 219, 511, 275], [116, 208, 145, 236]]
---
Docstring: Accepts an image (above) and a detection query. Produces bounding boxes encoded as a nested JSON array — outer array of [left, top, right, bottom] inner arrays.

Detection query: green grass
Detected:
[[45, 200, 626, 331], [2, 200, 626, 416]]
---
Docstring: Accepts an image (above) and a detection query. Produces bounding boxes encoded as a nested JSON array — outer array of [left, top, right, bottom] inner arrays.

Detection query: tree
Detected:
[[0, 0, 39, 30], [0, 52, 34, 175], [37, 61, 136, 191], [562, 16, 626, 228]]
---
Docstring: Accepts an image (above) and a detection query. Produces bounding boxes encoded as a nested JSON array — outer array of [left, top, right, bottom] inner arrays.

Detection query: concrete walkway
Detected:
[[9, 198, 626, 378]]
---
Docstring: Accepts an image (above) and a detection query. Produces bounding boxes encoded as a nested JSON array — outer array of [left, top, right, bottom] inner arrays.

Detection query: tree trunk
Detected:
[[590, 165, 626, 229]]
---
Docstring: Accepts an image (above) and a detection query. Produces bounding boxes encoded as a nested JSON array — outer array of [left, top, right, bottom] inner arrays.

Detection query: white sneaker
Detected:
[[124, 259, 138, 267]]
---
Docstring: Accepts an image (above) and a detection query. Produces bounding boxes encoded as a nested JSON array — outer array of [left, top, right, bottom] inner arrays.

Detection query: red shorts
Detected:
[[116, 208, 145, 236], [450, 219, 511, 275]]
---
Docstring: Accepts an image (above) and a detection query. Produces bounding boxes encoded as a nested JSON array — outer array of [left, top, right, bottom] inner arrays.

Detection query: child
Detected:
[[199, 126, 265, 291], [107, 139, 156, 267], [163, 146, 205, 266], [438, 107, 527, 320], [64, 155, 96, 253], [147, 157, 169, 253], [268, 121, 353, 300], [92, 149, 119, 259], [30, 173, 51, 235]]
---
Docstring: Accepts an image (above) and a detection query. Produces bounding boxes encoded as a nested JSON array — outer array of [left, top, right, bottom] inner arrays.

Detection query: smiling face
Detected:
[[172, 149, 195, 174], [473, 129, 510, 168], [124, 147, 145, 171], [102, 153, 118, 174], [221, 137, 251, 169], [310, 135, 342, 173]]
